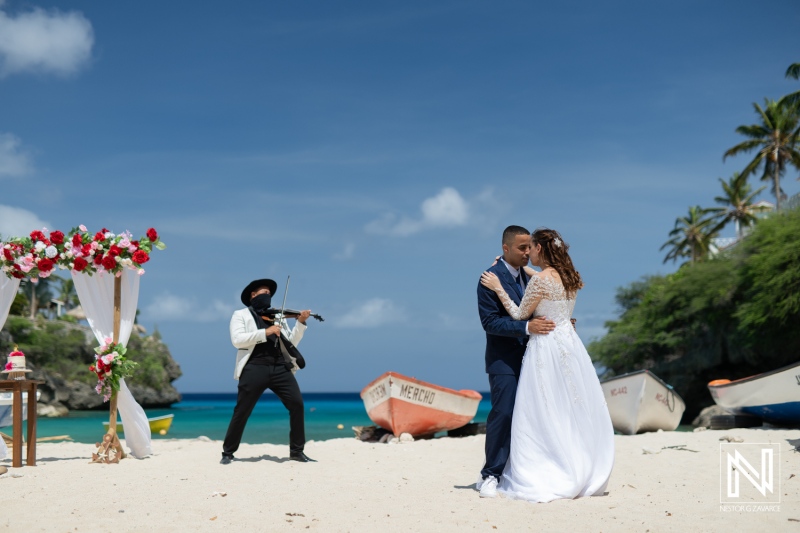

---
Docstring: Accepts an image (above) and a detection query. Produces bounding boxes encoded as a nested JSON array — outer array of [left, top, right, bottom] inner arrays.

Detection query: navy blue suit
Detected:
[[477, 260, 528, 481]]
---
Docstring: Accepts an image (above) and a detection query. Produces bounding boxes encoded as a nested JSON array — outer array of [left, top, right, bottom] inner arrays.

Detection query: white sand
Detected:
[[1, 428, 798, 532]]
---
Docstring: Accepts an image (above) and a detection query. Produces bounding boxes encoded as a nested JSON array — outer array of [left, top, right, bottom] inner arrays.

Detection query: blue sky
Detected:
[[1, 1, 798, 393]]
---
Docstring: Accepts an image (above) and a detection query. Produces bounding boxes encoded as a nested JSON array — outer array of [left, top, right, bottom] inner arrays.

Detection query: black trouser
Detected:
[[481, 373, 519, 480], [222, 363, 305, 456]]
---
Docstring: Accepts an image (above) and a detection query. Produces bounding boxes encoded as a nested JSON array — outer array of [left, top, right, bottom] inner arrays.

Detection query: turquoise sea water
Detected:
[[26, 393, 493, 445]]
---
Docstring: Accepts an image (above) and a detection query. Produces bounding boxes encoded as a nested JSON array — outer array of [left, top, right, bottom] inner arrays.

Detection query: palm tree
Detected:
[[724, 98, 800, 210], [20, 277, 55, 319], [780, 62, 800, 107], [661, 205, 719, 264], [56, 276, 79, 311], [709, 172, 770, 239]]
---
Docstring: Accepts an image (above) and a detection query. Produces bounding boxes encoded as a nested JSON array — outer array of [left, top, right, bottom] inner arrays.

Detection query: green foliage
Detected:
[[0, 316, 180, 391], [590, 207, 800, 420]]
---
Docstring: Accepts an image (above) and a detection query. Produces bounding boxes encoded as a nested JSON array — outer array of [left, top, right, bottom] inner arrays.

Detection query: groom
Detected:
[[476, 225, 555, 498]]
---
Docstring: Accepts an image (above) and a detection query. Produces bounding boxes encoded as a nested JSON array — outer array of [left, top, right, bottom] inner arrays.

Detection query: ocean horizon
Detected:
[[26, 392, 494, 445]]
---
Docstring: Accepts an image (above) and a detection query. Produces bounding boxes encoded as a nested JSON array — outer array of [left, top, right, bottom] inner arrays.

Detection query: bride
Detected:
[[479, 228, 614, 503]]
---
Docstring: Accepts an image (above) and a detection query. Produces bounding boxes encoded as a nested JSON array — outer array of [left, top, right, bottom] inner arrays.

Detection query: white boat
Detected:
[[708, 360, 800, 425], [600, 370, 685, 435], [361, 372, 482, 437], [0, 391, 41, 427]]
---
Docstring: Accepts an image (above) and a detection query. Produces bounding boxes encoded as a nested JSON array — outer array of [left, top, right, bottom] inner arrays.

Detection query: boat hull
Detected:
[[0, 391, 40, 428], [361, 372, 482, 437], [103, 414, 174, 435], [601, 370, 685, 435], [708, 361, 800, 424]]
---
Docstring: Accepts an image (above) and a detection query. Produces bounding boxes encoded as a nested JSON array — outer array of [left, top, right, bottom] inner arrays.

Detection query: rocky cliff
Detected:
[[0, 316, 182, 415]]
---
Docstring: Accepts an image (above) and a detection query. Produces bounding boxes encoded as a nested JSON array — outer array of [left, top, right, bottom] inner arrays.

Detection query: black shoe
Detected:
[[289, 452, 314, 462], [220, 455, 233, 465]]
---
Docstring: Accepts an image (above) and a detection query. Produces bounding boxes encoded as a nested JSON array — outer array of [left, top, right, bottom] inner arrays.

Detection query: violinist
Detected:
[[221, 278, 314, 465]]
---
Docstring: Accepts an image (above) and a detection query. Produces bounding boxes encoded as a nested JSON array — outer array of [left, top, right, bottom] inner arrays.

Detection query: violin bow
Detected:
[[274, 275, 290, 347]]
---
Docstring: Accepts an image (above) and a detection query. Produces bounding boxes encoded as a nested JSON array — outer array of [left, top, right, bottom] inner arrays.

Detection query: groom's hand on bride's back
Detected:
[[527, 316, 556, 335]]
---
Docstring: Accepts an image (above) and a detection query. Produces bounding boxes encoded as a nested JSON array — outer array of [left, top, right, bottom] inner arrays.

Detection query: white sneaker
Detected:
[[479, 476, 498, 498], [476, 474, 485, 491]]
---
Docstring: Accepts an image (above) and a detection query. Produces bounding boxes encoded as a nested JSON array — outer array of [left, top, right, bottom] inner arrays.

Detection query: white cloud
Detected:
[[0, 204, 50, 238], [144, 293, 235, 323], [0, 5, 93, 77], [333, 242, 356, 260], [365, 187, 470, 236], [335, 298, 405, 328], [0, 133, 33, 177]]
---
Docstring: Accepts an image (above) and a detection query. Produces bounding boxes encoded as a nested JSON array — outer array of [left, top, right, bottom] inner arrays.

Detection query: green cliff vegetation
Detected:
[[589, 206, 800, 420], [0, 315, 179, 391]]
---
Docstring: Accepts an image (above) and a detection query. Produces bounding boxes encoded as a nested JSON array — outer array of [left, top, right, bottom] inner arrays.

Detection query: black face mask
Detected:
[[250, 293, 273, 314]]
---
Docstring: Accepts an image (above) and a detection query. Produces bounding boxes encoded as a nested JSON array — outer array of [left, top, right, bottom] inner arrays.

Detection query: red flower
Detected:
[[3, 248, 12, 261], [93, 254, 104, 265], [132, 250, 150, 264], [89, 365, 95, 372], [108, 245, 122, 257], [37, 258, 54, 272], [82, 244, 93, 256], [72, 233, 83, 247], [73, 257, 88, 271], [101, 255, 117, 270], [11, 270, 23, 279], [146, 228, 158, 241], [30, 230, 46, 241], [131, 240, 139, 247], [50, 230, 64, 244], [93, 232, 106, 242]]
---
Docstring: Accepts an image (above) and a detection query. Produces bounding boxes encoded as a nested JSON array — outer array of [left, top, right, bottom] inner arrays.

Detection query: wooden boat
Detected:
[[600, 370, 685, 435], [708, 360, 800, 425], [360, 372, 482, 437], [0, 391, 41, 428], [103, 414, 174, 435]]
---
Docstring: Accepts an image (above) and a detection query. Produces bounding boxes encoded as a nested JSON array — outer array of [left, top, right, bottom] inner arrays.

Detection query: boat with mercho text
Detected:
[[360, 372, 482, 437], [102, 413, 174, 435], [708, 360, 800, 425], [600, 370, 685, 435]]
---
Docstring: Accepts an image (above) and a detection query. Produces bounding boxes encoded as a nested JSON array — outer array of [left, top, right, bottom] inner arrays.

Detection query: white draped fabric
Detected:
[[71, 269, 152, 458], [0, 276, 21, 459], [0, 276, 20, 332]]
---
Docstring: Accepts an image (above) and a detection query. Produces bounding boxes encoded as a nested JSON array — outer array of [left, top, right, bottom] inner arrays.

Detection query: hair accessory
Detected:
[[553, 237, 563, 248]]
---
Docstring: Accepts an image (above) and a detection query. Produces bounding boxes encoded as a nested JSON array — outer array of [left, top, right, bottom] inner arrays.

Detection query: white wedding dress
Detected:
[[494, 272, 614, 502]]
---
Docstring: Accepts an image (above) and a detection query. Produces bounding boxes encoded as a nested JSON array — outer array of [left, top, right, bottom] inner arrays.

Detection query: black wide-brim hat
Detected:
[[241, 278, 278, 306]]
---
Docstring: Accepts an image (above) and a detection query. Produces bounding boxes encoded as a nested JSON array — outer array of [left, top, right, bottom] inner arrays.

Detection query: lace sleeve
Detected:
[[495, 277, 544, 320]]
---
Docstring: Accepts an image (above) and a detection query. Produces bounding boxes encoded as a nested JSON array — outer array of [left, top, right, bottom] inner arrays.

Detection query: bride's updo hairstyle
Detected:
[[531, 228, 584, 297]]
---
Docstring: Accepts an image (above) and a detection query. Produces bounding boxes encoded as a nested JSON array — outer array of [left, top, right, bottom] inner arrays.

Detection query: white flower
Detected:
[[121, 258, 132, 267], [554, 238, 563, 248], [45, 245, 58, 258], [34, 241, 46, 252]]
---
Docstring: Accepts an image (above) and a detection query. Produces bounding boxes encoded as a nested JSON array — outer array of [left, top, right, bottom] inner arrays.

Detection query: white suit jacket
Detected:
[[230, 308, 307, 380]]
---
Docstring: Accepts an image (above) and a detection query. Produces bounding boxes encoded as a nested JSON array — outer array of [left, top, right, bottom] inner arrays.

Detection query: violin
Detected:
[[262, 307, 325, 322]]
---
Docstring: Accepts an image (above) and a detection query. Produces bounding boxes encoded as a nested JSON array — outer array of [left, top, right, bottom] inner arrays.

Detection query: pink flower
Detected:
[[4, 362, 12, 371], [104, 337, 113, 344], [79, 224, 87, 232], [137, 268, 145, 276], [101, 354, 115, 365]]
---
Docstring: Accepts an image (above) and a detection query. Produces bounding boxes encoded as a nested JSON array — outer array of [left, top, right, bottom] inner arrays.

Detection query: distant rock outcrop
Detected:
[[1, 316, 182, 414]]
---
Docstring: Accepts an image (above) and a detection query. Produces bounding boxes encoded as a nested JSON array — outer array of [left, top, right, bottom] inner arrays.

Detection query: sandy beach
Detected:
[[1, 428, 797, 532]]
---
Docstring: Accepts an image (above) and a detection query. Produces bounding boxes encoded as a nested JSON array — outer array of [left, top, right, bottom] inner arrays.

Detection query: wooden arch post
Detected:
[[90, 275, 127, 463]]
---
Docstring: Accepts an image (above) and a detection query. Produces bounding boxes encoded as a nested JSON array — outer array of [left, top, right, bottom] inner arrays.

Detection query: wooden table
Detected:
[[0, 379, 44, 468]]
